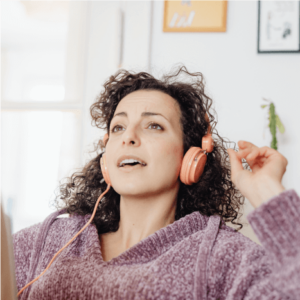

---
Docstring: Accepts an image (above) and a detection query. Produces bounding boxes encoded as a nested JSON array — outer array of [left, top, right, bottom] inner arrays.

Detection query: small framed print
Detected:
[[258, 1, 300, 53], [163, 0, 227, 32]]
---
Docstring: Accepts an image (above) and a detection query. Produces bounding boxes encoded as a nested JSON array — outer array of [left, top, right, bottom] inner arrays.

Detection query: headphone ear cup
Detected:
[[180, 147, 207, 185], [191, 151, 207, 183], [100, 153, 112, 186]]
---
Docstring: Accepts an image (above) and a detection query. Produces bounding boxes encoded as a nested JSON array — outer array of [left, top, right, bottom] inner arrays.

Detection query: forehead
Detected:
[[116, 90, 180, 114]]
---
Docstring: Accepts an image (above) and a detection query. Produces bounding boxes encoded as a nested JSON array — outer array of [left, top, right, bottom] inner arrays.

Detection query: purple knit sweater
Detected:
[[13, 189, 300, 299]]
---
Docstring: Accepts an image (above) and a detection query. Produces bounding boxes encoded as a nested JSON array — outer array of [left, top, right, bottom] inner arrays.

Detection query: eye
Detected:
[[111, 125, 124, 133], [148, 122, 163, 130], [111, 122, 163, 133]]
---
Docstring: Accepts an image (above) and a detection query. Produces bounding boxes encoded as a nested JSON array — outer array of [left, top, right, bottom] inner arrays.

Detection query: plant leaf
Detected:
[[261, 105, 268, 108], [276, 114, 285, 133]]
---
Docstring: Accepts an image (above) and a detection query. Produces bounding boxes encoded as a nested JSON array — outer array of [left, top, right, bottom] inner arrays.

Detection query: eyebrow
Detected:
[[112, 111, 168, 121]]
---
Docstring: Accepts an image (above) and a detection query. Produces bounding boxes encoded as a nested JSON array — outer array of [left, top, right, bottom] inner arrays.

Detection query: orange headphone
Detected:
[[100, 113, 214, 186], [17, 113, 213, 298]]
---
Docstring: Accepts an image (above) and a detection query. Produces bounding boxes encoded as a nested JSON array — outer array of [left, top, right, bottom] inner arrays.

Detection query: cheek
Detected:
[[173, 146, 184, 173], [165, 143, 184, 158], [159, 143, 184, 170]]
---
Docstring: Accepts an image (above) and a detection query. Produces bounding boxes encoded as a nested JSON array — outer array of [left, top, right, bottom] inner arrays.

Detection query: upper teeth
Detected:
[[119, 159, 145, 167]]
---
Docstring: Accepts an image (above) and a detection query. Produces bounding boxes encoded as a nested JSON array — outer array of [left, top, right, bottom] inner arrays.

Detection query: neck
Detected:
[[117, 187, 178, 249], [99, 182, 180, 261]]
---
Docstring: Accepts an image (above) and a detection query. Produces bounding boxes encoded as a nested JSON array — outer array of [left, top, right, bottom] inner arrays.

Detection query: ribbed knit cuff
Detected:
[[247, 189, 300, 264]]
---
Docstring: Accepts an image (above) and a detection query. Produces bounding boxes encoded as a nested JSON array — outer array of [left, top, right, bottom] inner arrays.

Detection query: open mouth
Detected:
[[118, 162, 147, 171], [120, 162, 143, 168]]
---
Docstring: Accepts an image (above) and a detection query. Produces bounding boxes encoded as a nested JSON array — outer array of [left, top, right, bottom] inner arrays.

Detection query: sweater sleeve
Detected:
[[246, 188, 300, 298], [12, 222, 42, 292], [208, 189, 300, 300]]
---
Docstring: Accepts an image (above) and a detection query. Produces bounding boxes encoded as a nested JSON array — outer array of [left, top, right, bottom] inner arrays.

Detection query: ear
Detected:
[[103, 133, 109, 146]]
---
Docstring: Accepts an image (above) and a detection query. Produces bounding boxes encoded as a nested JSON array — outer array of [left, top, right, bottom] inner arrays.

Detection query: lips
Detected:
[[118, 163, 146, 173], [117, 155, 147, 168]]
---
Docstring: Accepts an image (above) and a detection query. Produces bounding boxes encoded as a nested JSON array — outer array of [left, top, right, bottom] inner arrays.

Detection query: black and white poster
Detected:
[[258, 1, 300, 53]]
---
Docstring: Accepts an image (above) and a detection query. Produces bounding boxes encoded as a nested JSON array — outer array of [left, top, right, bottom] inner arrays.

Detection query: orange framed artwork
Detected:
[[163, 0, 228, 32]]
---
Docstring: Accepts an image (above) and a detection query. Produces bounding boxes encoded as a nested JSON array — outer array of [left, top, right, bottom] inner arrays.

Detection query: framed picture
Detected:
[[163, 0, 227, 32], [258, 1, 300, 53]]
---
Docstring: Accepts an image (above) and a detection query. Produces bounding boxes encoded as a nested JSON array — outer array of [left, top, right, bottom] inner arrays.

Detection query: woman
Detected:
[[13, 66, 299, 299]]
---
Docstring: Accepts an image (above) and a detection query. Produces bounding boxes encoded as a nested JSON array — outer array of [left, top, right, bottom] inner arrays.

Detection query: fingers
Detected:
[[251, 164, 261, 172], [238, 141, 277, 159], [236, 148, 252, 159], [246, 148, 260, 160], [238, 140, 259, 150], [255, 146, 280, 159], [233, 141, 288, 171], [237, 142, 275, 160], [256, 147, 288, 169], [236, 145, 267, 168], [227, 148, 244, 178], [239, 148, 266, 164], [236, 148, 256, 162], [236, 144, 287, 173], [237, 141, 259, 165]]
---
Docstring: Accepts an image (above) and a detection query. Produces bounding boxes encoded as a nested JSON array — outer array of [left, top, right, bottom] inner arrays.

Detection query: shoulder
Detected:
[[206, 225, 271, 297], [187, 218, 265, 263], [208, 224, 271, 290], [12, 212, 89, 264], [13, 222, 42, 257], [13, 212, 91, 291], [45, 213, 91, 245], [13, 222, 43, 291], [12, 213, 82, 245], [214, 226, 266, 261]]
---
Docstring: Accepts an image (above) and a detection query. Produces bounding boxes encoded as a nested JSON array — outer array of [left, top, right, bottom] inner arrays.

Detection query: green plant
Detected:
[[261, 98, 285, 150]]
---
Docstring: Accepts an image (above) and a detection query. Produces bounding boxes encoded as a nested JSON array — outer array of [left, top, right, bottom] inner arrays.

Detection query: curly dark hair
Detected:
[[54, 65, 248, 234]]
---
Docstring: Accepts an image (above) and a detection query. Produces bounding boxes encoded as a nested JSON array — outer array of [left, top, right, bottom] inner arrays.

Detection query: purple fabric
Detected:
[[13, 189, 300, 299]]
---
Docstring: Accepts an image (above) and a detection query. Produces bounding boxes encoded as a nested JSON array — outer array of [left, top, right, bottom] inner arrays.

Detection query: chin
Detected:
[[113, 182, 146, 195]]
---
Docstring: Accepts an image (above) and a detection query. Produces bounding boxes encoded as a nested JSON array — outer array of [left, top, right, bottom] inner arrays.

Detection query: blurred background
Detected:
[[1, 0, 300, 244]]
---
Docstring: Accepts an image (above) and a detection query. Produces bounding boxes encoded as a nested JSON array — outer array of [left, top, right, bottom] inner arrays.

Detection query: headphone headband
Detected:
[[205, 113, 212, 136], [201, 113, 214, 154]]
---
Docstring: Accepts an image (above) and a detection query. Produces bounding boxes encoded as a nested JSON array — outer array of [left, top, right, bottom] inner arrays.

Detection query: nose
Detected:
[[121, 125, 141, 146]]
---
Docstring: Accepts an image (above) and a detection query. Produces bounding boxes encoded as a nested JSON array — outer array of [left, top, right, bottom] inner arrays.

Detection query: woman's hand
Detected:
[[227, 141, 288, 208]]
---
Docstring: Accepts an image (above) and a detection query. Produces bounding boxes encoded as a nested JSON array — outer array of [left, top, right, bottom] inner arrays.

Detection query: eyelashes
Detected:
[[111, 122, 164, 133]]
